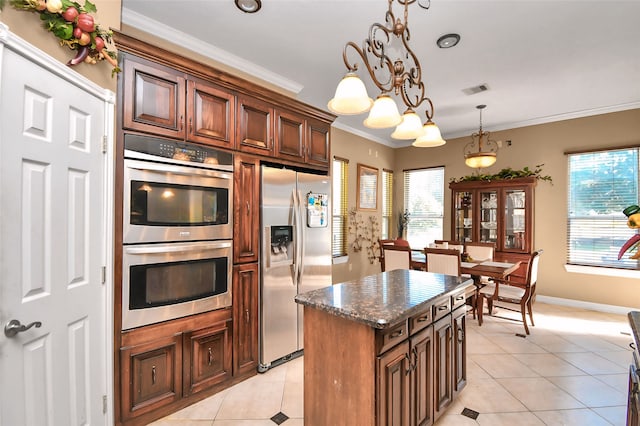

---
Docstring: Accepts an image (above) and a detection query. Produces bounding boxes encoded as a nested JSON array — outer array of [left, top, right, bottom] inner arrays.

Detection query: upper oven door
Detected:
[[124, 158, 233, 244]]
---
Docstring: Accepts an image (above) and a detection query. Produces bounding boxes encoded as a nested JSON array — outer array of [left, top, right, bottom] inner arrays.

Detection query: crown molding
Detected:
[[120, 7, 304, 95]]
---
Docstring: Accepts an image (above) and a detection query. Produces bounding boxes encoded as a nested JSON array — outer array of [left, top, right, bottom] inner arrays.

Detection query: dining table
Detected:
[[410, 250, 522, 321]]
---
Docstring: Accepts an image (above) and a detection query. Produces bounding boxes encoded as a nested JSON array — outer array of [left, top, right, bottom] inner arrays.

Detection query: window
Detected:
[[567, 148, 639, 268], [332, 157, 349, 257], [403, 167, 444, 248], [381, 169, 393, 239]]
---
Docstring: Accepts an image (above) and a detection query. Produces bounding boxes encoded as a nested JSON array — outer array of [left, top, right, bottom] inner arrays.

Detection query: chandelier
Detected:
[[327, 0, 446, 147], [464, 105, 499, 168]]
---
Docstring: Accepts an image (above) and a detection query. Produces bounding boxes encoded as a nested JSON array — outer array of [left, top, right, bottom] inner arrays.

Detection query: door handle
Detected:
[[4, 319, 42, 338]]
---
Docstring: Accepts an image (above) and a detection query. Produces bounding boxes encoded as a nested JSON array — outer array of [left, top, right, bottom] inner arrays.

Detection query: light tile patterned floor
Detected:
[[150, 302, 633, 425]]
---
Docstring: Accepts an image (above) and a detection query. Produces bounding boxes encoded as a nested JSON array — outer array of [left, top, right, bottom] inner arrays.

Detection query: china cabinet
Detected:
[[450, 177, 536, 254]]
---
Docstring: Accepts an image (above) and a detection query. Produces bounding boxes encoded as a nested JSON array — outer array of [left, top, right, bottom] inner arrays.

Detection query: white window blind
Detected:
[[332, 157, 349, 257], [403, 167, 444, 249], [567, 148, 640, 268], [381, 169, 393, 239]]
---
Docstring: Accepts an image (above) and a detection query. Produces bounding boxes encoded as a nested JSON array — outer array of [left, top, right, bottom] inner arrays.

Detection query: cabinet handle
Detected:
[[189, 117, 193, 133], [417, 315, 429, 323], [404, 353, 412, 376], [631, 342, 637, 351], [630, 364, 639, 394], [179, 115, 183, 131], [208, 347, 214, 366], [245, 308, 250, 324], [438, 305, 448, 311], [389, 329, 404, 339], [151, 366, 156, 385], [246, 201, 250, 216], [455, 295, 465, 302], [457, 329, 465, 343]]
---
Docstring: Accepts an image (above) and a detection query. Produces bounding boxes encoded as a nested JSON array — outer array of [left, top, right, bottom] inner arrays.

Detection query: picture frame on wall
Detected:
[[357, 163, 378, 211]]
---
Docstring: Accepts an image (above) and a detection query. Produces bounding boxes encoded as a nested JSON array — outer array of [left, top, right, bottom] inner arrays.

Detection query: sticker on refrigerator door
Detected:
[[306, 192, 328, 228]]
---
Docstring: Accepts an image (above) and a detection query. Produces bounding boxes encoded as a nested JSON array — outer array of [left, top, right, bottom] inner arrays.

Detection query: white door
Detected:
[[0, 32, 111, 425]]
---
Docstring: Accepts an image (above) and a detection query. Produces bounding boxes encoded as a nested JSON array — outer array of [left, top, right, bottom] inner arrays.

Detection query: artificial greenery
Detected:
[[450, 164, 553, 184]]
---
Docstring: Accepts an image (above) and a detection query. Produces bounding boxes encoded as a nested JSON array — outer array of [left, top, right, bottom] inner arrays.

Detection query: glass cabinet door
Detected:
[[504, 189, 526, 250], [479, 190, 498, 244], [453, 191, 473, 243]]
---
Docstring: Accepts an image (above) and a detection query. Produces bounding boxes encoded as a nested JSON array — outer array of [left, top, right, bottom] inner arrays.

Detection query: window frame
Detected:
[[403, 166, 445, 249], [332, 156, 349, 258]]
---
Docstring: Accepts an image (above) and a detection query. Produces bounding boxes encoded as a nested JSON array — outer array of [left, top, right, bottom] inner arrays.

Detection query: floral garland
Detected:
[[0, 0, 120, 76], [618, 205, 640, 260]]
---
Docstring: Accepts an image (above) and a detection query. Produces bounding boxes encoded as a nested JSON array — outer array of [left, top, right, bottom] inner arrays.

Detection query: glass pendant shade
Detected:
[[363, 94, 402, 129], [391, 109, 425, 140], [327, 73, 374, 115], [412, 120, 446, 147], [465, 152, 497, 168]]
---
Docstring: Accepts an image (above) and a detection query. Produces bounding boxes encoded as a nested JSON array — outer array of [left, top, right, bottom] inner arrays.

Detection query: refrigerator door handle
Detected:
[[297, 189, 305, 285], [291, 188, 299, 284]]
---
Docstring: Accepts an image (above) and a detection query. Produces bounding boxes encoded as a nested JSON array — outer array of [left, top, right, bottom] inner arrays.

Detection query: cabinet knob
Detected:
[[179, 115, 184, 131], [151, 366, 156, 385], [208, 347, 214, 366]]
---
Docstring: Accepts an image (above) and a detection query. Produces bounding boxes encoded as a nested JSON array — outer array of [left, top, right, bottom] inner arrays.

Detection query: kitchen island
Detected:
[[294, 269, 474, 426]]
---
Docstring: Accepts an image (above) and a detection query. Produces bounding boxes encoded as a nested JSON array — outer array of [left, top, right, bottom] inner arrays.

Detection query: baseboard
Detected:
[[536, 295, 636, 315]]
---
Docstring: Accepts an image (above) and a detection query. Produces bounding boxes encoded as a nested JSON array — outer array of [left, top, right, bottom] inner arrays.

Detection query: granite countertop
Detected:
[[630, 311, 640, 349], [294, 269, 474, 329]]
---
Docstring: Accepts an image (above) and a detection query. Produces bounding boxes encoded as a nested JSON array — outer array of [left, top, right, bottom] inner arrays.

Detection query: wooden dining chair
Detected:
[[424, 248, 462, 276], [464, 241, 495, 262], [477, 250, 542, 334], [380, 244, 412, 272], [434, 240, 464, 253]]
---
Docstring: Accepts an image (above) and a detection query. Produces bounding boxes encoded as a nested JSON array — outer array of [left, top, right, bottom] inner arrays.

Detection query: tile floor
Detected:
[[150, 302, 633, 425]]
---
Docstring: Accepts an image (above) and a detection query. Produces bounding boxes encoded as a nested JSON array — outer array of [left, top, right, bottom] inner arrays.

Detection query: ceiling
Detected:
[[121, 0, 640, 148]]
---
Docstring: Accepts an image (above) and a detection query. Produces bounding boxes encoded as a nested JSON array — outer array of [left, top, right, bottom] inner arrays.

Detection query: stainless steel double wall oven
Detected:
[[121, 134, 233, 330]]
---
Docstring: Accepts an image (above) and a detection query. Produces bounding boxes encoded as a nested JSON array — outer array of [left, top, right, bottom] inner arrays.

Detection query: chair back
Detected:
[[381, 244, 412, 272], [525, 250, 542, 288], [424, 248, 461, 276], [464, 242, 495, 262], [433, 240, 464, 253]]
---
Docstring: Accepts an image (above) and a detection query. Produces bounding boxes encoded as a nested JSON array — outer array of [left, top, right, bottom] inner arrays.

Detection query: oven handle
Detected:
[[124, 241, 231, 255], [124, 158, 232, 180]]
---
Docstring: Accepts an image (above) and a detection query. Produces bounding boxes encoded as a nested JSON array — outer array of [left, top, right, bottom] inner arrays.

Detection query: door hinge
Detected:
[[101, 266, 106, 285], [102, 395, 107, 414], [102, 135, 107, 154]]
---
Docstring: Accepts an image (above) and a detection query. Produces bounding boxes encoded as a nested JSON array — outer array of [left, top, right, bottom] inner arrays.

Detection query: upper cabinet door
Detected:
[[306, 118, 331, 167], [122, 54, 186, 139], [236, 95, 274, 156], [187, 79, 236, 149], [275, 109, 305, 163]]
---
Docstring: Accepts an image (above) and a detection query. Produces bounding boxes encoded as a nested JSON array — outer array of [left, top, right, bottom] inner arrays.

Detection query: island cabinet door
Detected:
[[377, 341, 411, 426], [410, 326, 434, 426], [452, 306, 467, 397], [433, 315, 453, 423]]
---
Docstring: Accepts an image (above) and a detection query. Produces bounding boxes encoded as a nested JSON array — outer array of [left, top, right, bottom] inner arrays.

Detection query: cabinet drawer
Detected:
[[376, 322, 409, 355], [433, 297, 451, 321], [409, 306, 433, 335], [451, 290, 467, 310]]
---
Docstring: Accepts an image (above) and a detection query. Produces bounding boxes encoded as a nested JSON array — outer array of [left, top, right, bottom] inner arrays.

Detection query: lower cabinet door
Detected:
[[452, 306, 467, 396], [433, 315, 453, 422], [377, 341, 411, 426], [120, 334, 182, 420], [183, 319, 232, 395], [410, 326, 434, 426]]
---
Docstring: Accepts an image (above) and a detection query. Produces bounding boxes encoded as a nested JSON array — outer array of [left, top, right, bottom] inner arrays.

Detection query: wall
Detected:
[[395, 108, 640, 309], [330, 127, 396, 284], [0, 2, 121, 91]]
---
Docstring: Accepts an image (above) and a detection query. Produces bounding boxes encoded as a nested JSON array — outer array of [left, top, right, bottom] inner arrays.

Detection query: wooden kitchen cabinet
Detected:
[[120, 334, 182, 421], [452, 306, 467, 397], [377, 341, 411, 426], [433, 315, 453, 423], [236, 95, 274, 156], [183, 318, 232, 396], [306, 117, 331, 167], [121, 53, 235, 150], [275, 108, 305, 163], [233, 263, 259, 376], [233, 155, 260, 264]]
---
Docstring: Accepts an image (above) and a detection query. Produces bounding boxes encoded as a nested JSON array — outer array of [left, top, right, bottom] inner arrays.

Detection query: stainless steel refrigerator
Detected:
[[259, 165, 331, 372]]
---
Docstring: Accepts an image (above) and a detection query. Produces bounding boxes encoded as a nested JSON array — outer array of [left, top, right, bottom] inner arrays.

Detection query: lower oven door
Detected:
[[122, 240, 232, 330]]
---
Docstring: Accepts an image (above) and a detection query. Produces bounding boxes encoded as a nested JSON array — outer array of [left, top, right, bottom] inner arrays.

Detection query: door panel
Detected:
[[0, 45, 109, 425]]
